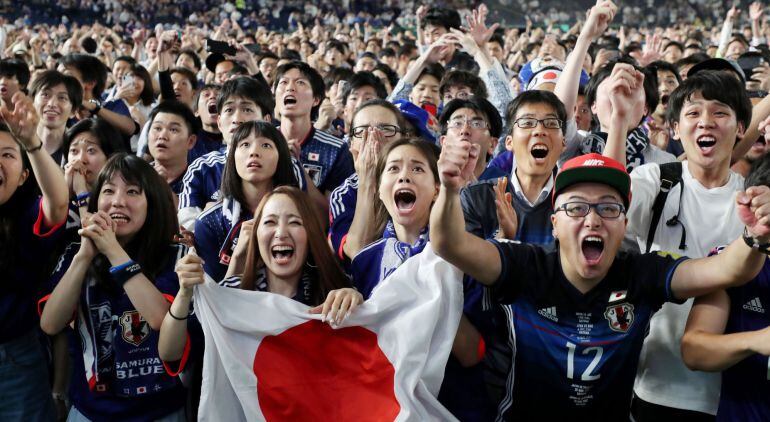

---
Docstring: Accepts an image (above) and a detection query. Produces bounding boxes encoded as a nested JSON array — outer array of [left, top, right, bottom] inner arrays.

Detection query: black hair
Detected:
[[62, 118, 126, 166], [170, 66, 198, 91], [623, 42, 643, 55], [439, 97, 503, 138], [398, 44, 418, 58], [417, 63, 446, 86], [177, 49, 201, 71], [0, 58, 31, 89], [341, 71, 387, 105], [281, 49, 302, 62], [379, 48, 396, 59], [217, 76, 275, 120], [358, 52, 378, 62], [326, 40, 346, 55], [423, 7, 462, 31], [488, 34, 505, 48], [87, 153, 178, 282], [374, 63, 399, 88], [324, 66, 355, 91], [647, 60, 682, 84], [505, 90, 568, 136], [667, 71, 752, 130], [127, 64, 155, 106], [273, 61, 326, 117], [59, 53, 109, 98], [227, 62, 250, 77], [221, 121, 299, 205], [745, 152, 770, 189], [113, 55, 136, 67], [148, 100, 200, 136], [675, 53, 711, 69], [29, 70, 83, 111], [586, 59, 658, 122], [81, 37, 97, 54], [663, 41, 685, 54], [259, 52, 279, 64], [439, 70, 488, 100]]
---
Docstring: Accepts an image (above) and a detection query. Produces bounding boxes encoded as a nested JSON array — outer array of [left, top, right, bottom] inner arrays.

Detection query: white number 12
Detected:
[[566, 342, 603, 381]]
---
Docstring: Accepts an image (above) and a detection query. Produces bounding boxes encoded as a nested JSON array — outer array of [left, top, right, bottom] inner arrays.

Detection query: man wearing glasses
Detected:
[[439, 97, 502, 182], [430, 143, 770, 419], [461, 90, 567, 245]]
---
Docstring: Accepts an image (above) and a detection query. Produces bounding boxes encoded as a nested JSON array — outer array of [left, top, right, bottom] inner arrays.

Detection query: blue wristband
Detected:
[[75, 191, 90, 208], [109, 260, 142, 286]]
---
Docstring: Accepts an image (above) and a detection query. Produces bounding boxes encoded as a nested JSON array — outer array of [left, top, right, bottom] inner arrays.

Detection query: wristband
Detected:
[[109, 260, 142, 286], [743, 227, 770, 254], [168, 307, 189, 320], [26, 142, 43, 153], [76, 191, 90, 208]]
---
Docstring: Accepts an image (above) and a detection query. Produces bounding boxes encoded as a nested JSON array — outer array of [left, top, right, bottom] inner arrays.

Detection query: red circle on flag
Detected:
[[253, 320, 400, 421]]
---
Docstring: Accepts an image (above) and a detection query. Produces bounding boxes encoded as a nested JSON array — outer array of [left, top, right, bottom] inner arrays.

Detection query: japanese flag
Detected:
[[194, 244, 463, 421]]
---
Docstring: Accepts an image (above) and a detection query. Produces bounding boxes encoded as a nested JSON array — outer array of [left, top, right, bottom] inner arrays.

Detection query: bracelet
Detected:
[[743, 227, 770, 254], [109, 260, 142, 286], [168, 307, 189, 320], [26, 142, 43, 153], [76, 191, 90, 208]]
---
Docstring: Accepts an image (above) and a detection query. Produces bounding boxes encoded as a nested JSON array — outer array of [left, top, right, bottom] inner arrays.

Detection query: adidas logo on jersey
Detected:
[[538, 306, 558, 322], [743, 297, 765, 313]]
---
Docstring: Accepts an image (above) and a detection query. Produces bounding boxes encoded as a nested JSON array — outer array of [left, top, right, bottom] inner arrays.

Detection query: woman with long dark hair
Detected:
[[40, 153, 188, 421], [0, 93, 69, 420]]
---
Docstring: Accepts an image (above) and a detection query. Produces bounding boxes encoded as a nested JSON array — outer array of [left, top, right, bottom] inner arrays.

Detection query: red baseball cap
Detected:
[[552, 153, 631, 208]]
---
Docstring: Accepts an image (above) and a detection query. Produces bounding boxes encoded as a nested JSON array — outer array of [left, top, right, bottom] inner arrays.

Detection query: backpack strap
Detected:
[[645, 162, 683, 253]]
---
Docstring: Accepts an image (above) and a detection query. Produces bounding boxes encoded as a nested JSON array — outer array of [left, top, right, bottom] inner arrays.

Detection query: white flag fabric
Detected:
[[193, 244, 463, 421]]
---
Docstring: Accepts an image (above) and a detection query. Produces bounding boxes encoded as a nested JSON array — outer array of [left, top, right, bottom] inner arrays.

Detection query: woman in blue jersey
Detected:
[[0, 94, 69, 421], [158, 186, 362, 374], [349, 137, 440, 298], [193, 120, 299, 282], [40, 153, 189, 422]]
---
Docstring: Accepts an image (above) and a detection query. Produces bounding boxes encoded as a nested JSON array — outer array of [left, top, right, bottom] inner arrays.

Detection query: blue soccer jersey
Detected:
[[193, 198, 252, 282], [490, 240, 687, 420], [328, 173, 358, 259], [296, 128, 354, 193], [718, 260, 770, 421], [178, 149, 306, 230]]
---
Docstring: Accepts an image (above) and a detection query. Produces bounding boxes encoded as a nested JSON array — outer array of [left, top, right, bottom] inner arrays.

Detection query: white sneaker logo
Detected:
[[538, 306, 558, 322], [743, 297, 765, 313]]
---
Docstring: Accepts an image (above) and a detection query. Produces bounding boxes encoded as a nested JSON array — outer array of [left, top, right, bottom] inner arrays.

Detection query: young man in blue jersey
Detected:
[[177, 76, 275, 229], [682, 152, 770, 421], [431, 133, 770, 418], [274, 62, 354, 197]]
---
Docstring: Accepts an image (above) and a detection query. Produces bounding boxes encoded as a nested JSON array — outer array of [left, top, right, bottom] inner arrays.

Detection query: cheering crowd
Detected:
[[3, 0, 770, 420]]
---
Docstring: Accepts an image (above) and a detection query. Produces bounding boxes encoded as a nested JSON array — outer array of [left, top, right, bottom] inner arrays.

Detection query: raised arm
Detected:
[[670, 186, 770, 299], [1, 93, 68, 225], [681, 289, 770, 372], [554, 0, 616, 122], [159, 251, 203, 361], [603, 63, 646, 164], [387, 39, 449, 103], [343, 129, 382, 259], [717, 6, 738, 58], [430, 135, 501, 285]]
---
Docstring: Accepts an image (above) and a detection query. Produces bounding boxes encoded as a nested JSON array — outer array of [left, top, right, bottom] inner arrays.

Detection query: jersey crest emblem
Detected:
[[120, 310, 150, 346], [604, 302, 635, 333], [303, 164, 323, 186]]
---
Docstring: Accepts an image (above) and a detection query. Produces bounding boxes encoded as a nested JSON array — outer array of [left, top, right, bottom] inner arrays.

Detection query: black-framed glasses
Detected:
[[513, 117, 563, 129], [447, 118, 488, 130], [351, 124, 401, 138], [554, 202, 626, 219]]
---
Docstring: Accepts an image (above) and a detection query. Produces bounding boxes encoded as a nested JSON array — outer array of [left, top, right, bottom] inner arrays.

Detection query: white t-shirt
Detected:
[[627, 161, 745, 414]]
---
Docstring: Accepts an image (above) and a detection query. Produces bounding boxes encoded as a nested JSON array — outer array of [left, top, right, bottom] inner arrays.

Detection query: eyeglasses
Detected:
[[443, 91, 473, 102], [554, 202, 626, 219], [447, 118, 488, 130], [351, 124, 401, 138], [513, 117, 563, 130]]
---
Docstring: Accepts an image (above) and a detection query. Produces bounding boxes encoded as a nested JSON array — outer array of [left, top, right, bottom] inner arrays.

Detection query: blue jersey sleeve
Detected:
[[489, 240, 548, 303], [193, 209, 227, 281], [320, 143, 354, 193]]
